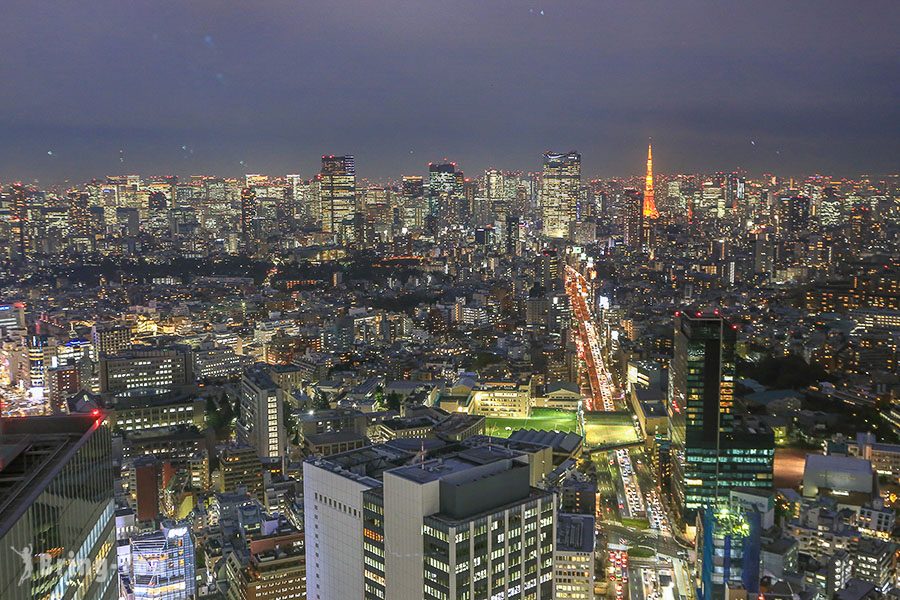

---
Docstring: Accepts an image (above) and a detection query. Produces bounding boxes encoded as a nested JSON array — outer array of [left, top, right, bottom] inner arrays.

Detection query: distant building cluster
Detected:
[[0, 147, 897, 600]]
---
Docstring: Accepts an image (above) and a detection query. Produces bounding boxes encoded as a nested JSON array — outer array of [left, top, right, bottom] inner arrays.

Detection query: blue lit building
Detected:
[[698, 505, 762, 600], [123, 521, 196, 600]]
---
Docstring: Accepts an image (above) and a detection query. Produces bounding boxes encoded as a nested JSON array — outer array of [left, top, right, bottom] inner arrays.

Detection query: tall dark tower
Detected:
[[10, 183, 30, 260], [668, 312, 773, 526], [240, 187, 256, 235], [622, 188, 643, 249]]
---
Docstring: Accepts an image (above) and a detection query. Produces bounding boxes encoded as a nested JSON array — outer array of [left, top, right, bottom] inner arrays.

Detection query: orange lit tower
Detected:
[[642, 142, 659, 219]]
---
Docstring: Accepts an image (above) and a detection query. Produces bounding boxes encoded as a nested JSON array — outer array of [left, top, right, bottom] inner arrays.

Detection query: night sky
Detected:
[[2, 1, 898, 183]]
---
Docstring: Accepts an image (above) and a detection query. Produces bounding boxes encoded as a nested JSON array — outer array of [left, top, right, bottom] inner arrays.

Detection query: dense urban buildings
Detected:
[[1, 4, 897, 599], [0, 148, 897, 600]]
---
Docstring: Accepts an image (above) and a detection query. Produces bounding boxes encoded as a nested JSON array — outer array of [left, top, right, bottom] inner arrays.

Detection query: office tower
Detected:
[[643, 142, 659, 219], [554, 514, 595, 600], [622, 188, 643, 249], [46, 363, 80, 411], [223, 529, 305, 600], [535, 248, 561, 291], [818, 187, 842, 228], [238, 364, 286, 460], [240, 187, 257, 235], [304, 442, 556, 600], [319, 155, 356, 236], [68, 191, 92, 237], [541, 151, 580, 239], [0, 414, 116, 600], [777, 194, 811, 236], [668, 312, 773, 525], [91, 323, 132, 361], [132, 455, 161, 521], [26, 334, 46, 389], [463, 179, 479, 225], [725, 173, 745, 213], [98, 348, 193, 393], [215, 443, 265, 499], [485, 168, 506, 219], [752, 230, 774, 276], [148, 190, 167, 220], [400, 175, 425, 231], [123, 521, 196, 600], [9, 184, 30, 260], [526, 284, 550, 332], [427, 162, 464, 222]]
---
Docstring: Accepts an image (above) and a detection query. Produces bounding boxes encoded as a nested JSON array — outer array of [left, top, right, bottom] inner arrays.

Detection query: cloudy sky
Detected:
[[2, 1, 898, 183]]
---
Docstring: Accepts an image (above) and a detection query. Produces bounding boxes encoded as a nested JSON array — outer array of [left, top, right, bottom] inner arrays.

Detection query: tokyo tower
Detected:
[[642, 142, 659, 219]]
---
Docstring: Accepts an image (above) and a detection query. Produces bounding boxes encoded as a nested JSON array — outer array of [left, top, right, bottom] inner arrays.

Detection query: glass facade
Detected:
[[128, 523, 195, 600], [0, 415, 116, 600], [669, 314, 773, 525]]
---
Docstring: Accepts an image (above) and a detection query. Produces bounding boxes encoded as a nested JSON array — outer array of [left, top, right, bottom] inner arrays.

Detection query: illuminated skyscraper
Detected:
[[485, 168, 506, 220], [541, 151, 580, 239], [9, 184, 29, 260], [427, 162, 464, 223], [777, 194, 811, 236], [400, 175, 425, 231], [319, 155, 356, 236], [124, 521, 196, 600], [643, 142, 659, 219], [240, 187, 256, 235]]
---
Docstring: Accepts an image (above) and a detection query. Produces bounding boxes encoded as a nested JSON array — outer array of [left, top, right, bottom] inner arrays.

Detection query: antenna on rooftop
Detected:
[[420, 438, 425, 470]]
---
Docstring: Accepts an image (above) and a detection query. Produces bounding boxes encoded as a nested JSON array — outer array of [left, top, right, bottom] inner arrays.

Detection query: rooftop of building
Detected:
[[304, 430, 368, 445], [305, 443, 413, 487], [557, 513, 596, 553], [508, 429, 582, 454], [389, 446, 524, 484], [0, 414, 107, 539], [243, 363, 278, 389], [107, 385, 201, 409]]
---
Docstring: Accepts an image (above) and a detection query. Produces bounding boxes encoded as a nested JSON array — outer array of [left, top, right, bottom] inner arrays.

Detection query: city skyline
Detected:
[[0, 4, 898, 600], [2, 1, 899, 183]]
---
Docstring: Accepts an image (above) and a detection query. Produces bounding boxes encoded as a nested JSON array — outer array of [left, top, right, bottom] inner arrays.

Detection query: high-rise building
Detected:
[[122, 521, 196, 600], [238, 364, 286, 460], [622, 188, 643, 249], [319, 155, 356, 236], [541, 151, 580, 239], [643, 143, 659, 219], [668, 312, 774, 525], [304, 441, 556, 600], [427, 162, 464, 222], [400, 175, 425, 231], [9, 184, 31, 260], [91, 323, 132, 361], [0, 414, 116, 600], [240, 187, 257, 235], [485, 168, 506, 220], [777, 194, 811, 236]]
